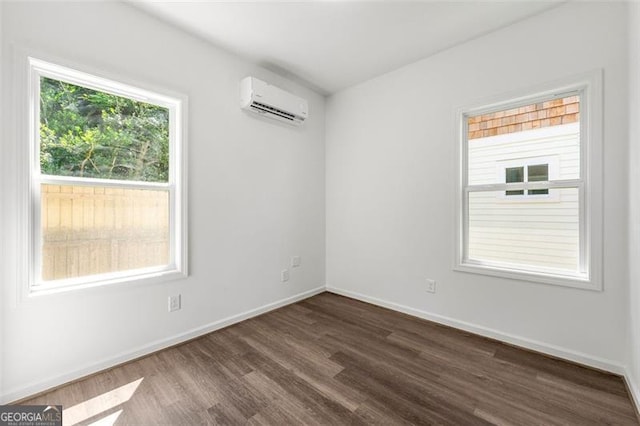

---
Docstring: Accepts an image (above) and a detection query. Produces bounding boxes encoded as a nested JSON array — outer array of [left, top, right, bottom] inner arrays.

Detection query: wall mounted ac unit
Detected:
[[240, 76, 308, 126]]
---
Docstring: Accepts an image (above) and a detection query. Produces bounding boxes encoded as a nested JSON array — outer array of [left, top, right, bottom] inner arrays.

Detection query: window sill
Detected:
[[453, 261, 600, 291], [25, 267, 187, 299]]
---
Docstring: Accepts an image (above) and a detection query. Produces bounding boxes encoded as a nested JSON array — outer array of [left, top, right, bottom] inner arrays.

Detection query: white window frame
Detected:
[[454, 71, 603, 291], [23, 56, 188, 297]]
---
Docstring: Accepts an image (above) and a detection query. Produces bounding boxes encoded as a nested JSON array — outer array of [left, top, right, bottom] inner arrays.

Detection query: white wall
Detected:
[[627, 0, 640, 407], [0, 0, 5, 402], [0, 2, 325, 402], [326, 2, 629, 370]]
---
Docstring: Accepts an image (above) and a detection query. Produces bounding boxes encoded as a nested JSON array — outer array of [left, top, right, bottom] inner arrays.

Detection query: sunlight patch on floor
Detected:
[[87, 409, 123, 426], [62, 378, 143, 426]]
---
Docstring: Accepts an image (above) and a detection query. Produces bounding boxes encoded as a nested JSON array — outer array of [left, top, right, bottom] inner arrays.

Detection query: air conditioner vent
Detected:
[[240, 77, 308, 126], [250, 101, 296, 121]]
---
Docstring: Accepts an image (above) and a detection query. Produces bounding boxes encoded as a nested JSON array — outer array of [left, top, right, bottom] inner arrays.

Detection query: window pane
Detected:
[[468, 188, 579, 273], [528, 164, 549, 195], [39, 77, 169, 183], [467, 96, 580, 185], [505, 167, 524, 196], [40, 184, 170, 282], [505, 166, 524, 183], [528, 164, 548, 181]]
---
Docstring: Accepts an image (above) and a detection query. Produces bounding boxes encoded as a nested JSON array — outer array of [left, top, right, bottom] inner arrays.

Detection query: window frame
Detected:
[[24, 56, 188, 297], [454, 71, 603, 291]]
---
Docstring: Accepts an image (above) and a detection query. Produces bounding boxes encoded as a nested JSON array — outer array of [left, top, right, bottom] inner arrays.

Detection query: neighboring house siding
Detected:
[[468, 96, 579, 139], [467, 123, 580, 272]]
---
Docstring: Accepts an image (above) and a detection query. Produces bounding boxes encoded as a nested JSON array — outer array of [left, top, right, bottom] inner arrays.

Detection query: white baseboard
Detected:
[[623, 368, 640, 419], [1, 286, 325, 404], [326, 286, 626, 375]]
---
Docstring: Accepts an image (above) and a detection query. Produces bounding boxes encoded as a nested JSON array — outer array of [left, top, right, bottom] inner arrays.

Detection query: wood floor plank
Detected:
[[204, 401, 248, 425], [353, 398, 415, 425], [20, 292, 639, 425], [242, 351, 356, 424], [494, 343, 629, 396], [331, 350, 490, 425]]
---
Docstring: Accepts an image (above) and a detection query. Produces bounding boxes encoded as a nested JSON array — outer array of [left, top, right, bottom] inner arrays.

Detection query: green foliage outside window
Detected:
[[39, 77, 169, 183]]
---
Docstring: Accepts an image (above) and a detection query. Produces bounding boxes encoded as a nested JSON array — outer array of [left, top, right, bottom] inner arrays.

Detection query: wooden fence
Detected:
[[41, 184, 169, 281]]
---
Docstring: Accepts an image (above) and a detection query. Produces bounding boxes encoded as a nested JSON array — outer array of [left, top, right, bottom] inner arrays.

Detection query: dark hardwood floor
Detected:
[[23, 292, 638, 425]]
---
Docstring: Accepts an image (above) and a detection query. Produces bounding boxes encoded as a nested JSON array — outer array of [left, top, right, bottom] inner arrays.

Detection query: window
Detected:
[[505, 166, 526, 196], [497, 156, 559, 200], [506, 164, 547, 196], [27, 58, 187, 294], [455, 73, 603, 290]]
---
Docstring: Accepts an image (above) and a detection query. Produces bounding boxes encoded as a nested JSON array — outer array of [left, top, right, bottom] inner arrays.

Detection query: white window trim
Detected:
[[454, 70, 603, 291], [16, 53, 188, 299]]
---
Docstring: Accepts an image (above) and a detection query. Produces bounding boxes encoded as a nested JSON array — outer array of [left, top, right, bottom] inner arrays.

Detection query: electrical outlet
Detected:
[[281, 269, 290, 282], [291, 256, 301, 268], [426, 279, 436, 293], [168, 295, 181, 312]]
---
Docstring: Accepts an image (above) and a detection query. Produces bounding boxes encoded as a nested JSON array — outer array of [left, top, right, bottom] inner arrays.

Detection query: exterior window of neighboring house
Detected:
[[455, 73, 603, 290], [506, 164, 546, 196], [27, 58, 187, 294], [497, 156, 560, 200]]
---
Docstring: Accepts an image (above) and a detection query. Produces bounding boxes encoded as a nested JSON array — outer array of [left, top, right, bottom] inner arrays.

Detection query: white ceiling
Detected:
[[132, 1, 563, 95]]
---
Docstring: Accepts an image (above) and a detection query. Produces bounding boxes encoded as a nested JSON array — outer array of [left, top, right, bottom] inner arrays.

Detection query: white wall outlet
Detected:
[[291, 256, 301, 267], [168, 294, 181, 312], [281, 269, 290, 282], [426, 279, 436, 293]]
